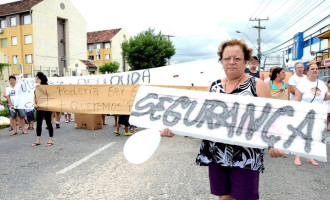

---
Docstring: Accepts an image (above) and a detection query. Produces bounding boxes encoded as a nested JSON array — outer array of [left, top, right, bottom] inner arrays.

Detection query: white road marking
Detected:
[[56, 142, 116, 175]]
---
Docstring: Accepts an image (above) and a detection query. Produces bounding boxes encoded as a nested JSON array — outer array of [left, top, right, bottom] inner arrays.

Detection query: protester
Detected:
[[288, 62, 306, 101], [3, 88, 13, 131], [64, 112, 74, 123], [6, 75, 27, 135], [264, 66, 276, 84], [293, 62, 330, 166], [51, 74, 61, 128], [327, 80, 330, 131], [267, 67, 289, 100], [244, 56, 264, 80], [114, 115, 133, 136], [26, 108, 35, 130], [32, 72, 54, 146], [102, 114, 107, 125], [161, 39, 284, 200]]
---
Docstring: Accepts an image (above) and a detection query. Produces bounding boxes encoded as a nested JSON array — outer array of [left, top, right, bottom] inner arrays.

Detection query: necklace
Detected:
[[224, 75, 244, 93]]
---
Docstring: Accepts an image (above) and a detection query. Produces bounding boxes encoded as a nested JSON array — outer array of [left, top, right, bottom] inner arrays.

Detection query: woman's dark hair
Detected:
[[270, 67, 283, 81], [36, 72, 48, 85], [217, 39, 253, 62]]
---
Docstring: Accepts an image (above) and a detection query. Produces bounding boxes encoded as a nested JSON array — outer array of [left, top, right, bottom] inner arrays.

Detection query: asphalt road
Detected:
[[0, 115, 329, 200]]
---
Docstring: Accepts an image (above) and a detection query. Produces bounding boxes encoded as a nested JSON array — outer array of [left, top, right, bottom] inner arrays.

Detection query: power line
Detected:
[[264, 0, 326, 44]]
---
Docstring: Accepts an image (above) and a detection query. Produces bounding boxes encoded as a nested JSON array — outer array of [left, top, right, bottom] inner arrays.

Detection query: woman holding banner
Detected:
[[293, 62, 330, 166], [161, 39, 284, 200], [32, 72, 54, 147]]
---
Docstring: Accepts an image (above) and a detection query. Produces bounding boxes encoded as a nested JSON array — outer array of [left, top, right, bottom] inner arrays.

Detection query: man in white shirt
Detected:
[[6, 75, 27, 135], [288, 62, 306, 101]]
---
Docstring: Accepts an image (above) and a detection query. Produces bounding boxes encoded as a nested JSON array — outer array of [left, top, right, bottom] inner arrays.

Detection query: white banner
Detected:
[[129, 86, 328, 162], [14, 59, 223, 109]]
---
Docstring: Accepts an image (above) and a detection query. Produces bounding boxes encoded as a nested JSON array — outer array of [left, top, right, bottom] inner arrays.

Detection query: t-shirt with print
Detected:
[[296, 79, 327, 104], [288, 74, 306, 101], [6, 86, 16, 106]]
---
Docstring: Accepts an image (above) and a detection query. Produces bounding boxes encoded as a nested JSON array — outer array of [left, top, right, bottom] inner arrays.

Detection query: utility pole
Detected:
[[164, 34, 175, 65], [250, 17, 268, 70]]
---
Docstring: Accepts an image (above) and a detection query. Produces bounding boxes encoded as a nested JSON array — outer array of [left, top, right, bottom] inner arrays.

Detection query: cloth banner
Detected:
[[129, 86, 328, 162]]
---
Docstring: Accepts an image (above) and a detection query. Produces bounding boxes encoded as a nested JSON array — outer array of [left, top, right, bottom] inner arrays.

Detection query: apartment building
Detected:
[[0, 0, 86, 78], [87, 28, 130, 72]]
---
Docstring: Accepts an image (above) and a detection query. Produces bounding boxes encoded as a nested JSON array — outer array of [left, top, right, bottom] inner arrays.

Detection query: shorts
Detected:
[[118, 115, 130, 127], [9, 108, 26, 118], [208, 162, 259, 200], [27, 110, 35, 121]]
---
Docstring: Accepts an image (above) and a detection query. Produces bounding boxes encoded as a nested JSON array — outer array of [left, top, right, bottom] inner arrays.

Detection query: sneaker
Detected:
[[65, 119, 69, 123], [56, 123, 60, 129], [70, 118, 74, 122], [125, 132, 133, 136], [114, 130, 120, 136]]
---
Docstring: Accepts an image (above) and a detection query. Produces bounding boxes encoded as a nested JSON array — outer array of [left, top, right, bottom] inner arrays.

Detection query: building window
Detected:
[[96, 55, 101, 60], [104, 42, 111, 48], [25, 54, 32, 64], [88, 44, 94, 50], [96, 43, 101, 49], [1, 38, 8, 47], [88, 55, 94, 60], [11, 36, 17, 46], [105, 54, 110, 60], [0, 19, 6, 28], [304, 39, 309, 48], [10, 17, 16, 26], [24, 35, 32, 44], [23, 15, 32, 25], [13, 55, 18, 64]]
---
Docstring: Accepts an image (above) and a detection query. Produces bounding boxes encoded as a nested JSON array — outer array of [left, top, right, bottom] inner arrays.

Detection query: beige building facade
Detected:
[[0, 0, 86, 78]]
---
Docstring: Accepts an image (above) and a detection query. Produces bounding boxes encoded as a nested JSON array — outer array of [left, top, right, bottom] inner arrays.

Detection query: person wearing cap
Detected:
[[245, 56, 264, 80]]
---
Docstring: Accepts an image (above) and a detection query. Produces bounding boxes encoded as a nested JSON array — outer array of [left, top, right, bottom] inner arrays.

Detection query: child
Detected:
[[114, 115, 133, 136], [26, 109, 35, 130]]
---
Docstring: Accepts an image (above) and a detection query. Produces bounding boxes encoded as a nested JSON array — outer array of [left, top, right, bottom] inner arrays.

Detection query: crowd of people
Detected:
[[1, 38, 329, 200], [161, 39, 330, 200]]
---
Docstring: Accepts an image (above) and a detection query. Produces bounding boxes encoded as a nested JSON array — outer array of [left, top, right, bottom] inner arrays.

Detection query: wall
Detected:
[[32, 0, 86, 74], [111, 28, 130, 72]]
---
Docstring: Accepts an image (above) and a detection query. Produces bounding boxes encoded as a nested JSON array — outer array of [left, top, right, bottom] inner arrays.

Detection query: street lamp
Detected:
[[236, 31, 257, 50]]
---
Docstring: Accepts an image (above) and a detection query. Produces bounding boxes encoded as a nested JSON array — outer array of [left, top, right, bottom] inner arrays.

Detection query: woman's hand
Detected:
[[34, 104, 39, 109], [160, 128, 174, 137], [268, 148, 285, 158]]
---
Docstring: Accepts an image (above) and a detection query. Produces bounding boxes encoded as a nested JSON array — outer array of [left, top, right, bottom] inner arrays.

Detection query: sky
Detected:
[[2, 0, 330, 63]]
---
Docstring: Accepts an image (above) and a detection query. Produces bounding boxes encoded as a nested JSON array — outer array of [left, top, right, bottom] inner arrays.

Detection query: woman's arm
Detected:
[[294, 88, 303, 102], [257, 79, 271, 98], [324, 92, 330, 101]]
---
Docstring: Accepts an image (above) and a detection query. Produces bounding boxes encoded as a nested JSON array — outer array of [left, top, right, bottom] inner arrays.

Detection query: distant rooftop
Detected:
[[0, 0, 43, 17], [87, 28, 121, 43], [80, 60, 97, 68]]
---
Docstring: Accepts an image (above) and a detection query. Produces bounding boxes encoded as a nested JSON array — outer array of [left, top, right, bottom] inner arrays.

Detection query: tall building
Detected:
[[87, 28, 130, 72], [0, 0, 86, 77]]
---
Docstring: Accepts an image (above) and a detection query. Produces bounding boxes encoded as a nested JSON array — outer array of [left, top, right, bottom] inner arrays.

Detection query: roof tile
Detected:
[[87, 28, 121, 43], [0, 0, 43, 17]]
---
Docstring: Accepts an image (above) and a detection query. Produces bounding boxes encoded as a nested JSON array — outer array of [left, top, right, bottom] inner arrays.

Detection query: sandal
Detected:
[[307, 159, 318, 166], [46, 143, 54, 147], [32, 143, 41, 146], [11, 132, 17, 136], [294, 159, 301, 166], [22, 131, 28, 134]]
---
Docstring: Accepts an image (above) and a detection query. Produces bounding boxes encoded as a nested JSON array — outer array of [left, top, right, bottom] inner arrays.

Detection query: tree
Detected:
[[99, 62, 120, 74], [122, 28, 175, 70], [0, 63, 9, 80]]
